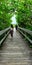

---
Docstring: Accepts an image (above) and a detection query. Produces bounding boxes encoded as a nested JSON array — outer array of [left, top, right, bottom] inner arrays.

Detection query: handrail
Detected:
[[0, 27, 10, 45], [18, 27, 32, 44], [18, 27, 32, 36], [0, 27, 10, 36]]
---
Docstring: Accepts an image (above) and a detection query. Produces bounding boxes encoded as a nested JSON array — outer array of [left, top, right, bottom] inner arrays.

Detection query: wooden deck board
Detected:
[[0, 28, 32, 65]]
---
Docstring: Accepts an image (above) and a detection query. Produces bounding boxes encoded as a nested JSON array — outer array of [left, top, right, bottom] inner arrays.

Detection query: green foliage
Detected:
[[0, 0, 16, 30], [0, 0, 32, 30], [16, 0, 32, 30]]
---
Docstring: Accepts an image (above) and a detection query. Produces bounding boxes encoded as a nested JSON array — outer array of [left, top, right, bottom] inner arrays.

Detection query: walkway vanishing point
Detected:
[[0, 28, 32, 65]]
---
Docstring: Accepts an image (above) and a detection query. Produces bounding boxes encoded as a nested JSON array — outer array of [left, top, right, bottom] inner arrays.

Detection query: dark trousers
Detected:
[[11, 30, 13, 37]]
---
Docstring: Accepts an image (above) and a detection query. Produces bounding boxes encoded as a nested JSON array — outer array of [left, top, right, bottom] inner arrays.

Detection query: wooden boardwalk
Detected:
[[0, 28, 32, 65]]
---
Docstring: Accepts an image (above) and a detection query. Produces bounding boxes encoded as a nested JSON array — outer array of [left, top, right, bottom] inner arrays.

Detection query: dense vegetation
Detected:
[[0, 0, 32, 30], [16, 0, 32, 30], [0, 0, 17, 30]]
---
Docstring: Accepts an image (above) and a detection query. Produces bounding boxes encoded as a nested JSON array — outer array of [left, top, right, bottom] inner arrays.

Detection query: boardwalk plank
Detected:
[[0, 28, 32, 65]]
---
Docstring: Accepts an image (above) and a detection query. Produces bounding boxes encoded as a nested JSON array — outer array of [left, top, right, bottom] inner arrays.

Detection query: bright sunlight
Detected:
[[11, 14, 17, 25]]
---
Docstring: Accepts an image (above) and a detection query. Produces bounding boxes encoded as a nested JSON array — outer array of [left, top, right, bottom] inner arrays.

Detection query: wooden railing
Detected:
[[18, 27, 32, 44], [0, 27, 10, 45]]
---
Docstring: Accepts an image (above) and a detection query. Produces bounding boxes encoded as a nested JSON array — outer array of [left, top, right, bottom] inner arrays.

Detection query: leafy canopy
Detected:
[[0, 0, 32, 30]]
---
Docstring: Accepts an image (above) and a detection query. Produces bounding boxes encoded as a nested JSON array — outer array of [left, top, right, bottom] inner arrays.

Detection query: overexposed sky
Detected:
[[11, 14, 17, 24]]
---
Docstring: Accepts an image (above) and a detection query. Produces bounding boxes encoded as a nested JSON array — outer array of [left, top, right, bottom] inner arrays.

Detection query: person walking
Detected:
[[15, 25, 18, 30], [10, 24, 14, 37]]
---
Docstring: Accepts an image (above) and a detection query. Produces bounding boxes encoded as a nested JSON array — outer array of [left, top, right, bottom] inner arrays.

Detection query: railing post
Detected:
[[18, 27, 32, 44], [0, 27, 10, 45]]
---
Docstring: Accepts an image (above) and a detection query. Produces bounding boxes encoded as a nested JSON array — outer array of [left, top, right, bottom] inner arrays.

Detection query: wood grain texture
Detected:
[[0, 29, 32, 65]]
